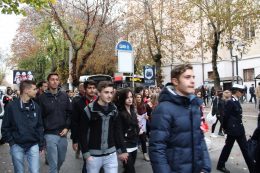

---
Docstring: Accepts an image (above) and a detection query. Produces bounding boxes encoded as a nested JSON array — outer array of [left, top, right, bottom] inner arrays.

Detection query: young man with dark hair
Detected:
[[71, 80, 97, 173], [217, 84, 254, 173], [36, 81, 48, 95], [1, 80, 44, 173], [38, 73, 72, 173], [78, 81, 128, 173], [149, 64, 211, 173]]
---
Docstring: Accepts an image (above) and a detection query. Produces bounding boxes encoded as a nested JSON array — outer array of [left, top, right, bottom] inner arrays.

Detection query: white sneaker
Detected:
[[210, 133, 218, 138]]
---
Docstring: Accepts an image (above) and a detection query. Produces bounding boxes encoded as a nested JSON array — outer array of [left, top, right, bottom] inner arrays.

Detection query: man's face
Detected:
[[26, 85, 37, 98], [78, 84, 85, 96], [85, 85, 96, 97], [41, 83, 48, 92], [98, 87, 113, 104], [171, 69, 195, 96], [48, 75, 60, 90]]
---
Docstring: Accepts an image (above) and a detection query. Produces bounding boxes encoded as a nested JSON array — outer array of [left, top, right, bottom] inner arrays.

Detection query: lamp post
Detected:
[[226, 38, 245, 84]]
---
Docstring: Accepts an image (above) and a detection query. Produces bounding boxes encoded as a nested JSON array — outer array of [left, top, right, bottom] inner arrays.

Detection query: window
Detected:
[[208, 71, 214, 79], [244, 21, 256, 39], [243, 68, 254, 82]]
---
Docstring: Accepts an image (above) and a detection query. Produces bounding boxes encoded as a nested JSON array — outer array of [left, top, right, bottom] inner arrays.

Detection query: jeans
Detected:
[[44, 134, 68, 173], [86, 152, 118, 173], [10, 144, 39, 173]]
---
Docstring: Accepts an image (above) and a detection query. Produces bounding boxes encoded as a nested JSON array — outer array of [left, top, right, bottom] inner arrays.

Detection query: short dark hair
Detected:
[[20, 80, 36, 94], [47, 73, 59, 81], [171, 64, 193, 79], [97, 81, 114, 92], [83, 80, 96, 89], [36, 80, 47, 88]]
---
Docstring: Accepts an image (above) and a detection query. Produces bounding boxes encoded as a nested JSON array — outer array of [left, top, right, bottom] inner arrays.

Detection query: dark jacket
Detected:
[[252, 126, 260, 173], [38, 90, 71, 135], [118, 108, 139, 149], [223, 96, 245, 136], [149, 86, 211, 173], [212, 97, 220, 116], [70, 96, 96, 143], [1, 99, 44, 150], [79, 100, 127, 159]]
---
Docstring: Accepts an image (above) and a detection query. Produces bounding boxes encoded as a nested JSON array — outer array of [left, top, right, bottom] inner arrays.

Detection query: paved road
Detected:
[[0, 103, 258, 173]]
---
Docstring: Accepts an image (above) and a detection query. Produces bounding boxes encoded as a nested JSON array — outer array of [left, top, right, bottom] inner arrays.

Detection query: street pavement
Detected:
[[0, 102, 258, 173]]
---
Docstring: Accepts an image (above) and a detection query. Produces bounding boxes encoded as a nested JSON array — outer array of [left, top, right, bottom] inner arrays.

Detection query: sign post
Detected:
[[143, 65, 155, 86], [115, 40, 134, 88]]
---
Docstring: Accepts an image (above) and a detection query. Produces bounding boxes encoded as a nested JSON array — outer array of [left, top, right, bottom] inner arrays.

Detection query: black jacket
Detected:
[[78, 100, 126, 159], [118, 108, 139, 149], [71, 96, 96, 143], [1, 99, 44, 150], [38, 90, 71, 135], [223, 96, 245, 136], [252, 126, 260, 173]]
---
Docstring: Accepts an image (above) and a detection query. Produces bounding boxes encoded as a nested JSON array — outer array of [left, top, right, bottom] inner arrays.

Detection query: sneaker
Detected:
[[218, 132, 224, 136], [143, 153, 150, 161], [217, 166, 230, 173], [210, 133, 218, 138]]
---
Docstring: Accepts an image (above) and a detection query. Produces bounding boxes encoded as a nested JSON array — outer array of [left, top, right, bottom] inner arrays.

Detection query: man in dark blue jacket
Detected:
[[149, 64, 211, 173], [217, 84, 254, 173], [38, 73, 71, 173], [1, 80, 44, 173]]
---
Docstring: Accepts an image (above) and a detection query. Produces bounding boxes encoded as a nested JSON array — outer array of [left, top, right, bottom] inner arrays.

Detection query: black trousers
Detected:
[[217, 134, 254, 173], [211, 115, 223, 134], [123, 150, 137, 173], [139, 133, 147, 153]]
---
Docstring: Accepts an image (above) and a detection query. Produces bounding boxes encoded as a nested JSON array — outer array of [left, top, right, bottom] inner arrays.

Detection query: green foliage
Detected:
[[0, 0, 54, 15], [17, 51, 50, 82]]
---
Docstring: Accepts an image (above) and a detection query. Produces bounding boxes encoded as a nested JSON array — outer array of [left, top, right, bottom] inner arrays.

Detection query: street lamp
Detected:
[[226, 39, 245, 84]]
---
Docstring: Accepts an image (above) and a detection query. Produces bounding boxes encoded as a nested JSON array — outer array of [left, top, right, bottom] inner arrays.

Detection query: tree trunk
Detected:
[[211, 31, 221, 90], [154, 53, 163, 86]]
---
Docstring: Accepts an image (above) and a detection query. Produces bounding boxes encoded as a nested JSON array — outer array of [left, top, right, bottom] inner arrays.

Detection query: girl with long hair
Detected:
[[115, 88, 139, 173], [135, 93, 150, 161]]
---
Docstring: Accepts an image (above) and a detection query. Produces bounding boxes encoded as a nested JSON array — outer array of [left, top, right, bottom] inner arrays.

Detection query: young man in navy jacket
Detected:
[[149, 64, 211, 173], [1, 80, 44, 173]]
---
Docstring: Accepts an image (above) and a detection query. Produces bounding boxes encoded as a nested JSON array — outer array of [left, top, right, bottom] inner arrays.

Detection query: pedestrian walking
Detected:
[[249, 84, 256, 103], [71, 80, 97, 173], [211, 91, 224, 137], [38, 73, 72, 173], [149, 64, 211, 173], [135, 93, 150, 161], [78, 81, 128, 173], [256, 82, 260, 108], [1, 80, 44, 173], [217, 84, 254, 173], [115, 88, 139, 173]]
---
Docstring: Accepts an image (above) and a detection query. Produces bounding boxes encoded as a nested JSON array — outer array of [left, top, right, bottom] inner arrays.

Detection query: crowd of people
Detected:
[[0, 64, 259, 173]]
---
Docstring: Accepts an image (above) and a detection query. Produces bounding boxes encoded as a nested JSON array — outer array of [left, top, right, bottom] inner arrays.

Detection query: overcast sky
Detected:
[[0, 14, 22, 53]]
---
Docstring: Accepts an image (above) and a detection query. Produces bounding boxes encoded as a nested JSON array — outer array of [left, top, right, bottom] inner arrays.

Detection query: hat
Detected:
[[232, 84, 244, 90]]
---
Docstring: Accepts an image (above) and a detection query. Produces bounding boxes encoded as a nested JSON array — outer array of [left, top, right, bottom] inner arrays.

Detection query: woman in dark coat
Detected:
[[115, 88, 139, 173]]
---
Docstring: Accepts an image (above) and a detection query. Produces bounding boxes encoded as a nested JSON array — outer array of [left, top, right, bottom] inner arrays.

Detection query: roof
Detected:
[[255, 74, 260, 79]]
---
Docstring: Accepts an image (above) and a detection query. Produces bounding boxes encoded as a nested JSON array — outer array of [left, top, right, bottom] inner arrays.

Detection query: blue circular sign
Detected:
[[116, 40, 133, 51]]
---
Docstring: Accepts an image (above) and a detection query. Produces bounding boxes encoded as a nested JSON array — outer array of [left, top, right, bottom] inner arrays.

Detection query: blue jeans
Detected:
[[86, 152, 118, 173], [10, 144, 40, 173], [44, 134, 68, 173]]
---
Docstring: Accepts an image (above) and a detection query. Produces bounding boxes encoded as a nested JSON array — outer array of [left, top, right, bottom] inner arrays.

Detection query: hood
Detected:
[[159, 86, 196, 108]]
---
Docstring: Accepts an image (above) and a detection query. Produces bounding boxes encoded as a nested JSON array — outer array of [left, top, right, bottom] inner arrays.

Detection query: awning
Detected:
[[255, 74, 260, 79], [205, 76, 243, 83]]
